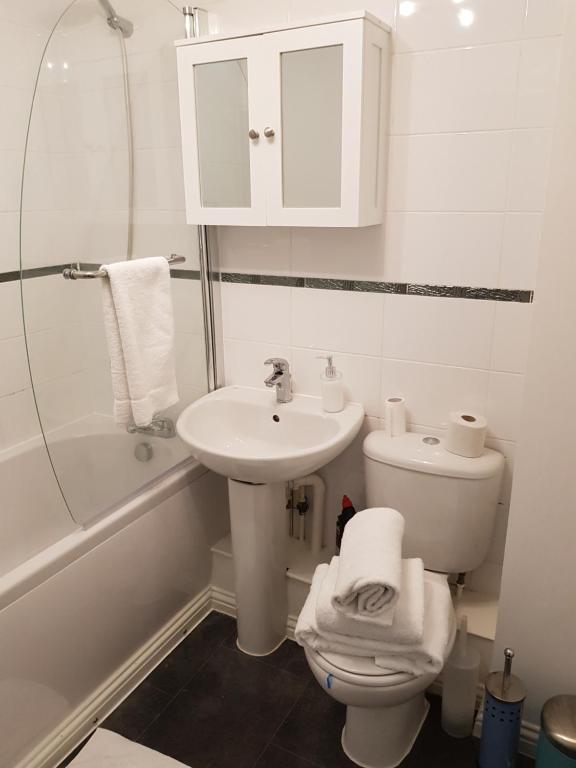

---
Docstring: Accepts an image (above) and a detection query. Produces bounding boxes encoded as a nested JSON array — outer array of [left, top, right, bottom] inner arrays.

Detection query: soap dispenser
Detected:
[[317, 355, 344, 413]]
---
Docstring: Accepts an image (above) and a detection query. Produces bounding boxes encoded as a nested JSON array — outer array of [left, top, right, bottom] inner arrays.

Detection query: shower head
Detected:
[[98, 0, 133, 37]]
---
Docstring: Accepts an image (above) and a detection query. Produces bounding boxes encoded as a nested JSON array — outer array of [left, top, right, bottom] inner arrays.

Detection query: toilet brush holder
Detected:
[[479, 648, 527, 768]]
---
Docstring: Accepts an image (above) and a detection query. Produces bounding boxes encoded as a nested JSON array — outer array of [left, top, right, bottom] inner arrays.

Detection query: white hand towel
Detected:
[[333, 507, 405, 622], [317, 556, 424, 644], [295, 564, 455, 677], [101, 257, 179, 427]]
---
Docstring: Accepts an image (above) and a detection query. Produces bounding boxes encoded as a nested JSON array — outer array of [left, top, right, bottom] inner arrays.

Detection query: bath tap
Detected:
[[127, 417, 175, 439], [264, 358, 293, 404]]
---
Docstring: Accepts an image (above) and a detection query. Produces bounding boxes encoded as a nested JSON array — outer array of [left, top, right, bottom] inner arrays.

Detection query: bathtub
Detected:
[[1, 414, 194, 578], [0, 431, 230, 768]]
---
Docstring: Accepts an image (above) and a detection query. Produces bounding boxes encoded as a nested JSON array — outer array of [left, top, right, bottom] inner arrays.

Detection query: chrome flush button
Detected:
[[423, 436, 440, 445]]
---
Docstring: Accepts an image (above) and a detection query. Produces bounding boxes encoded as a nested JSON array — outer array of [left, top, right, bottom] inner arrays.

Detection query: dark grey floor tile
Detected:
[[139, 645, 307, 768], [517, 754, 536, 768], [146, 611, 235, 695], [102, 680, 172, 741], [263, 639, 314, 680], [222, 632, 312, 681], [273, 680, 357, 768], [398, 696, 477, 768], [254, 744, 320, 768]]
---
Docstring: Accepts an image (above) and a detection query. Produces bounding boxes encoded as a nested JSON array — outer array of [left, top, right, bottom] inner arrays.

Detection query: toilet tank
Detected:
[[363, 431, 505, 574]]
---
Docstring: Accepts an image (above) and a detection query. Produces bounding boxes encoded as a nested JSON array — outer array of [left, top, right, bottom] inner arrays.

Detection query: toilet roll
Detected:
[[384, 396, 407, 438], [445, 411, 488, 458]]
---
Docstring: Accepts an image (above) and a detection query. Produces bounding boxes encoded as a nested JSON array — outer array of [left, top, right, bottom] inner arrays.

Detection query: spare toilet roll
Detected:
[[445, 411, 488, 458], [384, 396, 407, 437]]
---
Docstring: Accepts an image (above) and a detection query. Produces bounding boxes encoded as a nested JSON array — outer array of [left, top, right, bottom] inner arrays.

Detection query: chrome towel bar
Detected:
[[62, 254, 186, 280]]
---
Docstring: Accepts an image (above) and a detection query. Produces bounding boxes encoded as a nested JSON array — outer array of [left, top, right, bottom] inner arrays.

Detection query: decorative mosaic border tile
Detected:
[[220, 272, 534, 303], [0, 265, 70, 283], [1, 264, 533, 303]]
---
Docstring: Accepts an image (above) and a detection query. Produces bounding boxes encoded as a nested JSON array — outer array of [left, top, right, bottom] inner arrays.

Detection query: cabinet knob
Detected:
[[248, 129, 260, 140], [263, 127, 275, 138]]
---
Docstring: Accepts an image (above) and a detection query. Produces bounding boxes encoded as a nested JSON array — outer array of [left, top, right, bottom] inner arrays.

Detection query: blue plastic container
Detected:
[[536, 696, 576, 768]]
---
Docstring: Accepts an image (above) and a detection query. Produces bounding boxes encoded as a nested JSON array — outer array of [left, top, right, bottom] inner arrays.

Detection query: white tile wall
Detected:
[[516, 37, 563, 128], [217, 227, 292, 276], [215, 0, 567, 594], [0, 336, 30, 398], [221, 283, 292, 345], [292, 289, 385, 356], [391, 43, 520, 135], [395, 0, 527, 52], [0, 283, 24, 339], [291, 227, 386, 280], [388, 132, 512, 212], [381, 294, 495, 369], [507, 129, 553, 211], [383, 213, 503, 286], [499, 213, 543, 289], [524, 0, 569, 39], [490, 303, 534, 374]]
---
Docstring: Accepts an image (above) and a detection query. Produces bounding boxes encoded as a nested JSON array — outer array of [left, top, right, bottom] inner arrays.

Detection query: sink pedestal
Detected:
[[228, 479, 288, 655]]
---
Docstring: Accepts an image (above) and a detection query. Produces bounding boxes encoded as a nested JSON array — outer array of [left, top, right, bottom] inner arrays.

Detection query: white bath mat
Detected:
[[67, 728, 190, 768]]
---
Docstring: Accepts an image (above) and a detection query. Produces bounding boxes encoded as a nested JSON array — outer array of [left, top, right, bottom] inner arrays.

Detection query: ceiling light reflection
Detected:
[[399, 1, 417, 17], [458, 8, 475, 27]]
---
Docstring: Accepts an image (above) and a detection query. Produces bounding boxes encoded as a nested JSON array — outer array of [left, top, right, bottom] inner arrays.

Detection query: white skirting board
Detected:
[[19, 586, 540, 768]]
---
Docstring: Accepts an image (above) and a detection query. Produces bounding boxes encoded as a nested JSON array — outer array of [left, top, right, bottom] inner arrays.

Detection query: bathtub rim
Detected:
[[0, 457, 207, 612]]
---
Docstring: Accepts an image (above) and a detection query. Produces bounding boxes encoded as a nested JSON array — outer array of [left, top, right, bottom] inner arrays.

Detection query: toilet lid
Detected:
[[317, 651, 401, 677]]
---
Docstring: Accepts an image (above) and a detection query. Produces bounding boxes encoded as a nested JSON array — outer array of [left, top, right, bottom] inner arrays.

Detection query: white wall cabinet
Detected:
[[176, 12, 390, 227]]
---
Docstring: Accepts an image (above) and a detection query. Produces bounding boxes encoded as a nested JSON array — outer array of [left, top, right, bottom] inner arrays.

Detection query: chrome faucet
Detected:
[[264, 358, 293, 404], [127, 417, 175, 439]]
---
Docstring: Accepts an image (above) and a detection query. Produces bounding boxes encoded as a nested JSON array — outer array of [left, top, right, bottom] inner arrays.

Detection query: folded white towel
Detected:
[[295, 564, 455, 677], [333, 507, 405, 622], [317, 556, 424, 644], [374, 573, 455, 675], [101, 257, 179, 427]]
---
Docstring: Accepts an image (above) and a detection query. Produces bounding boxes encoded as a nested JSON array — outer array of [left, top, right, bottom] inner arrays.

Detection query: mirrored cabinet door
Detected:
[[262, 18, 383, 227], [280, 44, 344, 210], [177, 37, 267, 225]]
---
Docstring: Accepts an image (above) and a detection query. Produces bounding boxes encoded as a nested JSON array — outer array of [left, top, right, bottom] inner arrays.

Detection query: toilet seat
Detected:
[[319, 652, 398, 676], [310, 648, 416, 688]]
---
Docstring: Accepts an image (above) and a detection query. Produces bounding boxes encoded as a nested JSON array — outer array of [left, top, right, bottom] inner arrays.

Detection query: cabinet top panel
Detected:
[[174, 10, 391, 48]]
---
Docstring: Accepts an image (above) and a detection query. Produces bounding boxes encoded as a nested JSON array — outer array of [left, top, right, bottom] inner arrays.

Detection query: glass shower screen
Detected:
[[20, 0, 209, 526]]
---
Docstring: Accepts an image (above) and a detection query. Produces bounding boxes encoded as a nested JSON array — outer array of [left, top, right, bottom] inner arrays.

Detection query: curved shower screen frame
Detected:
[[118, 29, 134, 260], [96, 0, 135, 259]]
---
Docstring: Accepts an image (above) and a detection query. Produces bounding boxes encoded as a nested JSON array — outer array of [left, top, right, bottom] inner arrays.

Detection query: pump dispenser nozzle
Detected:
[[317, 355, 337, 379], [316, 355, 344, 412]]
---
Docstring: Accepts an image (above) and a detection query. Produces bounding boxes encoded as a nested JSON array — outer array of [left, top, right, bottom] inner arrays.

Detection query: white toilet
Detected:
[[304, 431, 505, 768]]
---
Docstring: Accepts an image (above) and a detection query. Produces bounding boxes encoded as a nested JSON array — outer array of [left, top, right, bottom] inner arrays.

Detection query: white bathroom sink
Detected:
[[176, 385, 365, 483]]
